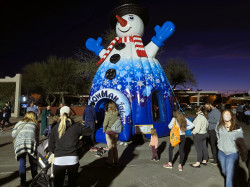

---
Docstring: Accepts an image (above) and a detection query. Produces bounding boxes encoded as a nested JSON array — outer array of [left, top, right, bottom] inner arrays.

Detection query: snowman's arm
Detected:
[[145, 42, 159, 58], [85, 37, 105, 57], [145, 21, 175, 57]]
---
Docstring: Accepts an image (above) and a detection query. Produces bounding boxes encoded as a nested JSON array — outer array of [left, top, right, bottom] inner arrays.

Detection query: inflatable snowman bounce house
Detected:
[[86, 0, 175, 143]]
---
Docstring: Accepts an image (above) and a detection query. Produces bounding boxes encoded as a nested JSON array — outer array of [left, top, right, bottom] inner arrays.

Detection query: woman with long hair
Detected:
[[190, 106, 209, 168], [216, 109, 248, 187], [48, 106, 91, 187], [103, 101, 120, 168], [163, 110, 194, 171], [12, 111, 39, 187]]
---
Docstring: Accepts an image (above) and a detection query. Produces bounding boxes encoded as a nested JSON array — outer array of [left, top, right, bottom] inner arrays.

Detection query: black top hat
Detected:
[[110, 0, 149, 29]]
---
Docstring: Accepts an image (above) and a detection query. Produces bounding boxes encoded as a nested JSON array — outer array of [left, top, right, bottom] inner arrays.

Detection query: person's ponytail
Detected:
[[58, 113, 67, 139]]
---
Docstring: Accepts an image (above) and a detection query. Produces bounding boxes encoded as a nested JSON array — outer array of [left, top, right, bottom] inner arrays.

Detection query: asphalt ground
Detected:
[[0, 115, 249, 187]]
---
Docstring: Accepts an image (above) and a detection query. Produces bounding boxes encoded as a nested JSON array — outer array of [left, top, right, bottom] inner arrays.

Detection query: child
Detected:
[[149, 128, 159, 161]]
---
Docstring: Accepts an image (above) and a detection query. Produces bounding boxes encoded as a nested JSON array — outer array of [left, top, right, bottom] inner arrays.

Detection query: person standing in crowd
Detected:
[[103, 101, 120, 168], [216, 109, 248, 187], [205, 103, 221, 165], [244, 107, 250, 116], [82, 102, 97, 146], [190, 106, 209, 168], [48, 106, 91, 187], [163, 110, 194, 171], [149, 128, 159, 161], [0, 101, 12, 132], [55, 103, 63, 116], [12, 112, 39, 187], [41, 105, 51, 136], [27, 102, 39, 119]]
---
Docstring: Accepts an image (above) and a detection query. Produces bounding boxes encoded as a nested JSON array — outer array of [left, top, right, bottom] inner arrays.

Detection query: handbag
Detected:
[[170, 120, 181, 147], [13, 123, 27, 143], [111, 118, 122, 133]]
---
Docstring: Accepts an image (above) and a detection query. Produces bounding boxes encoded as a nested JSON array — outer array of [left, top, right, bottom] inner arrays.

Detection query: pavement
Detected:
[[0, 116, 249, 187]]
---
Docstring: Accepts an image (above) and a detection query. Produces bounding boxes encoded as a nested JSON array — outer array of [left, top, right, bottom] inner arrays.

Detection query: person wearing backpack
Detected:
[[103, 101, 120, 168], [190, 106, 209, 168], [48, 106, 91, 187], [163, 110, 194, 171]]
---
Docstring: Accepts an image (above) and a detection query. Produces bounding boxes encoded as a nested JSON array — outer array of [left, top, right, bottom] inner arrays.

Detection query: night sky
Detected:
[[1, 0, 250, 93]]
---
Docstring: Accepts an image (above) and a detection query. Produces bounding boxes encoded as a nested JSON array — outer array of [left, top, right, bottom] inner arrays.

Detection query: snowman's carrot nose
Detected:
[[116, 15, 127, 27]]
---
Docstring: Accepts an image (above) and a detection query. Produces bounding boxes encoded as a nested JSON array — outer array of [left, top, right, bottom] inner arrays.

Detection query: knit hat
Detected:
[[109, 0, 149, 29], [60, 106, 70, 116]]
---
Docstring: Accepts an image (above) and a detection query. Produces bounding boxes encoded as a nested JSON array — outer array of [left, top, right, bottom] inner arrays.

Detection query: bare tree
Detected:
[[164, 58, 197, 89]]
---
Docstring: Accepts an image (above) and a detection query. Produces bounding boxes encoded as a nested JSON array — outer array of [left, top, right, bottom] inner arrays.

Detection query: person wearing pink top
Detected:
[[149, 128, 159, 161]]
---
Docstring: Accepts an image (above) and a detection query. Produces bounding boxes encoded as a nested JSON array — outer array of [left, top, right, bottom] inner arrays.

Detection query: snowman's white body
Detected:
[[89, 14, 173, 142]]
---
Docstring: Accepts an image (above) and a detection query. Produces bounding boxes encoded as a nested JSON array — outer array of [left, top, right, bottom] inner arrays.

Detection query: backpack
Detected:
[[170, 120, 181, 147]]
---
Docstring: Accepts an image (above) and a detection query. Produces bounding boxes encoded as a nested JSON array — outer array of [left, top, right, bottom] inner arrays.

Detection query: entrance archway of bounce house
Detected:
[[94, 98, 132, 143]]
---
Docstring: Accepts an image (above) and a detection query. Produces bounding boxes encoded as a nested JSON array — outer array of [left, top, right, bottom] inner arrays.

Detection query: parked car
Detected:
[[180, 103, 191, 111], [190, 102, 205, 110]]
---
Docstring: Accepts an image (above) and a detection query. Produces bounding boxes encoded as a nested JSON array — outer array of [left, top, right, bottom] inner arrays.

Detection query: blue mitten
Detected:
[[152, 21, 175, 47], [85, 37, 104, 56]]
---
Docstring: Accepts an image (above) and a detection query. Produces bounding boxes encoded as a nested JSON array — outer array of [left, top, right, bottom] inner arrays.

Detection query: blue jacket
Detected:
[[83, 105, 97, 122]]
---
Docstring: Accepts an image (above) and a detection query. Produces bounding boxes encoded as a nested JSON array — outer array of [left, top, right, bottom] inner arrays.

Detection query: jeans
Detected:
[[105, 133, 119, 164], [18, 153, 37, 185], [54, 163, 79, 187], [2, 117, 11, 129], [169, 135, 186, 165], [218, 150, 239, 187], [193, 134, 208, 162], [208, 129, 218, 162], [151, 146, 158, 160]]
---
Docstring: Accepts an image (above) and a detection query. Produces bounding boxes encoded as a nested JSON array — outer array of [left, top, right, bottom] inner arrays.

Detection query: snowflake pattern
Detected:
[[125, 66, 130, 70], [103, 79, 109, 86], [89, 56, 172, 109], [136, 78, 145, 89], [147, 74, 154, 82], [112, 79, 119, 85], [136, 63, 142, 69]]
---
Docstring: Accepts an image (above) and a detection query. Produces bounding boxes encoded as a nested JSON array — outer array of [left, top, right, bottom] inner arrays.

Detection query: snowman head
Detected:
[[115, 14, 144, 37]]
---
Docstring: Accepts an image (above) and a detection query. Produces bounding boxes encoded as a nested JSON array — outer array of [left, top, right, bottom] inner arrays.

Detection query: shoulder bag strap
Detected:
[[13, 122, 28, 141]]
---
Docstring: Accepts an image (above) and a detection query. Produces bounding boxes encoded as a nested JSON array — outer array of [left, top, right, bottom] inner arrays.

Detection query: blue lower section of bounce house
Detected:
[[95, 118, 194, 143]]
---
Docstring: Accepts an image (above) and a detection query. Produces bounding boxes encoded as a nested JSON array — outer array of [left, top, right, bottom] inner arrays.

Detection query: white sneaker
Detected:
[[119, 142, 124, 145], [124, 142, 128, 146]]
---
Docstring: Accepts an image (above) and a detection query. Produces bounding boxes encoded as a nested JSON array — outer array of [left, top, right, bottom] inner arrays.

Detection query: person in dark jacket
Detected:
[[41, 106, 51, 136], [48, 106, 91, 187], [55, 103, 63, 116], [82, 102, 97, 146], [205, 103, 221, 165], [1, 102, 11, 132]]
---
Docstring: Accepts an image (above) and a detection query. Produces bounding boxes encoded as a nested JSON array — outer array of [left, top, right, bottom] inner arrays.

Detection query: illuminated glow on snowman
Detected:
[[86, 1, 175, 143]]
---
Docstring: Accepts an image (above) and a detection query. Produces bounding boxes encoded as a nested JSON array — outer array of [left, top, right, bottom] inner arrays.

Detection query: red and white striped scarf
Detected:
[[96, 35, 147, 65]]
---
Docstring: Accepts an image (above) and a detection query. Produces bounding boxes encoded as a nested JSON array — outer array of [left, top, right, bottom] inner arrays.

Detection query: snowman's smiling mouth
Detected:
[[118, 27, 132, 33]]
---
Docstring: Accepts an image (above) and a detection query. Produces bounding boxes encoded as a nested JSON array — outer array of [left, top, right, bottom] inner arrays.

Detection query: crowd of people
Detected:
[[149, 103, 248, 187], [236, 103, 250, 124], [4, 99, 249, 186]]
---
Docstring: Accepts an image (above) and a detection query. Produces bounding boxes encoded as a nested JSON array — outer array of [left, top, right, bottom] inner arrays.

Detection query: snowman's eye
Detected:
[[128, 16, 134, 21]]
